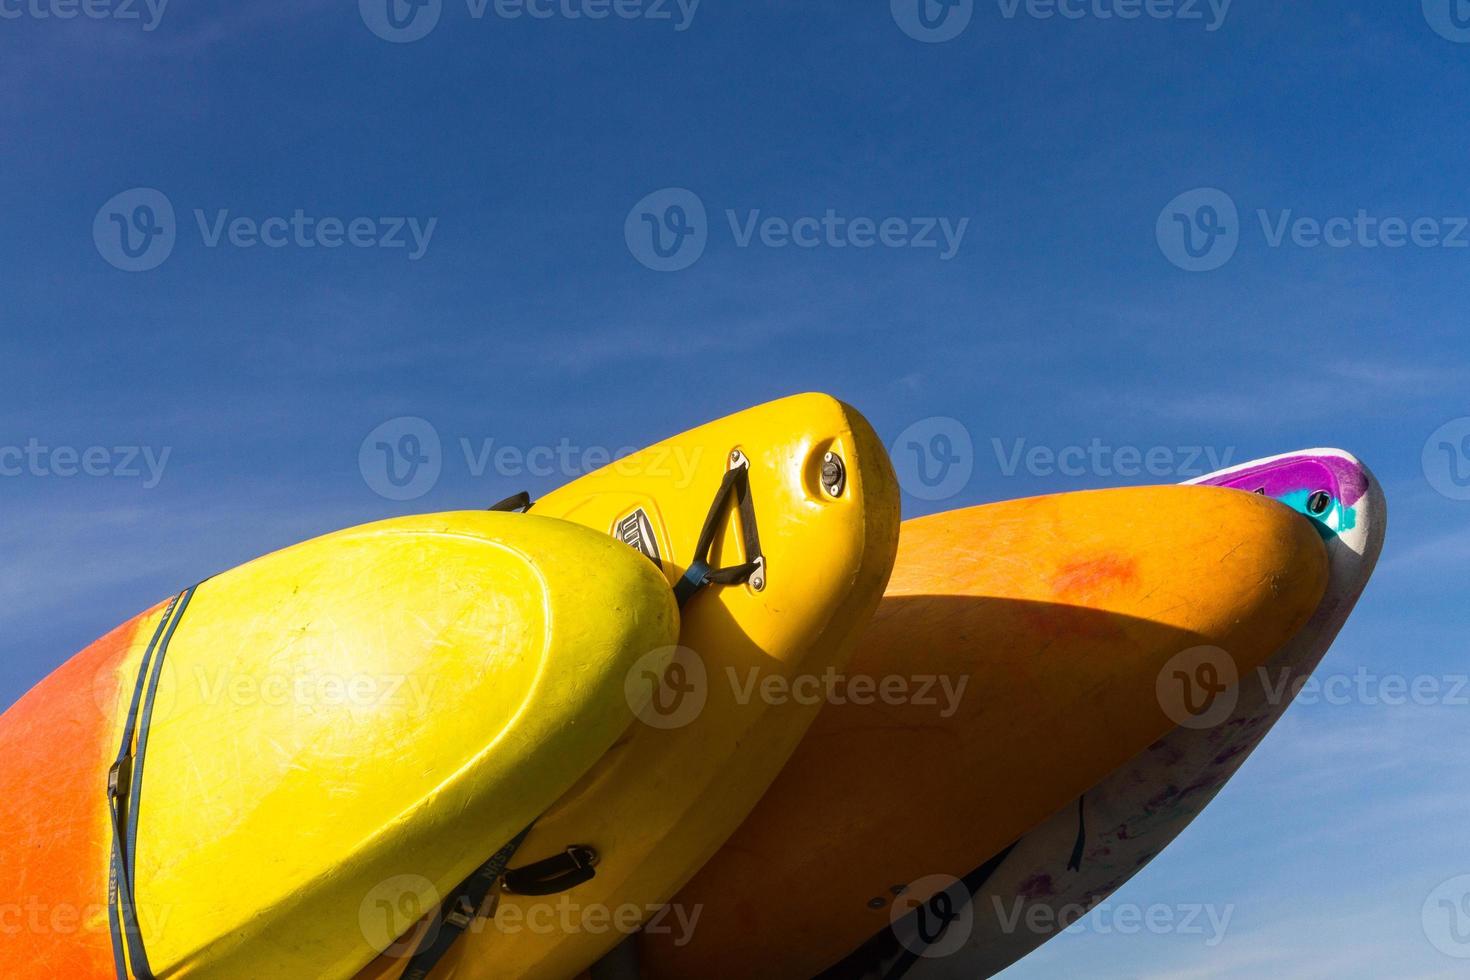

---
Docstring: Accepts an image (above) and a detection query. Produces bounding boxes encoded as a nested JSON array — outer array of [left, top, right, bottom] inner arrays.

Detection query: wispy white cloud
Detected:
[[1381, 523, 1470, 573], [1325, 360, 1465, 393], [0, 0, 342, 116], [0, 490, 379, 629], [999, 698, 1470, 980], [1088, 377, 1346, 426]]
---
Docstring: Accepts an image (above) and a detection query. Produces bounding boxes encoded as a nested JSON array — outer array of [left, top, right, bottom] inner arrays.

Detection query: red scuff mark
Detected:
[[1049, 555, 1140, 599], [1017, 873, 1057, 899]]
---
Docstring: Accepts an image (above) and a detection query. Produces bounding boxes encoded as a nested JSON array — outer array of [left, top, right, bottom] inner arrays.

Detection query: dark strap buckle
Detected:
[[503, 844, 600, 897], [443, 897, 477, 930]]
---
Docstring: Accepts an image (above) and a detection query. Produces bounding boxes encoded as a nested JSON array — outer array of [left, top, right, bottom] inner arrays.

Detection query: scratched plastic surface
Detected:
[[863, 450, 1386, 980], [0, 511, 678, 980], [358, 393, 901, 980], [643, 484, 1329, 980]]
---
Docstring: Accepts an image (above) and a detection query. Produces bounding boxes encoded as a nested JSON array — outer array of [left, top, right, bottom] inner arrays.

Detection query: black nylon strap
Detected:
[[401, 824, 534, 980], [814, 842, 1019, 980], [488, 492, 533, 513], [878, 842, 1019, 980], [503, 845, 599, 897], [108, 586, 197, 980], [107, 593, 179, 980], [673, 461, 764, 607], [1067, 794, 1087, 872]]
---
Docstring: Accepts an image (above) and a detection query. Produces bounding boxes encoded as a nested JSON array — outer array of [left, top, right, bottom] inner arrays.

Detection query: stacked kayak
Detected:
[[0, 391, 1382, 980], [0, 513, 679, 979], [0, 393, 901, 980], [358, 393, 901, 980], [640, 485, 1331, 979], [854, 450, 1386, 979]]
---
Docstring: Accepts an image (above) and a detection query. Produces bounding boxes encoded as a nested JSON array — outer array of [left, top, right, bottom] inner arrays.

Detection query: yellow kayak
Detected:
[[360, 393, 901, 979], [642, 486, 1328, 978], [0, 512, 679, 979]]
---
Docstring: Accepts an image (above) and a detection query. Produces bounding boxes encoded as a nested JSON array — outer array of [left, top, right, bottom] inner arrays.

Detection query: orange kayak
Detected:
[[640, 485, 1329, 978]]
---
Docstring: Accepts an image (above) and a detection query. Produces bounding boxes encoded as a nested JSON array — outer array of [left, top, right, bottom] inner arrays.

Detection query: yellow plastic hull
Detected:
[[363, 393, 901, 979], [0, 512, 679, 979]]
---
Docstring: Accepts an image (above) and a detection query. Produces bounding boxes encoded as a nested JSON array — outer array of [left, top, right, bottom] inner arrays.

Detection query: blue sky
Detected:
[[4, 1, 1469, 975]]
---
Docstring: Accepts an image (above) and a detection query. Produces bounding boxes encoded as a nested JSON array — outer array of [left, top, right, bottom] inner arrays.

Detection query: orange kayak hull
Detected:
[[642, 485, 1329, 979]]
